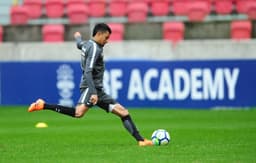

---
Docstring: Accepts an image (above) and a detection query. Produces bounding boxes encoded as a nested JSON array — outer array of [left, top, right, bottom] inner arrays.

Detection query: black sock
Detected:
[[44, 103, 76, 117], [121, 115, 144, 141]]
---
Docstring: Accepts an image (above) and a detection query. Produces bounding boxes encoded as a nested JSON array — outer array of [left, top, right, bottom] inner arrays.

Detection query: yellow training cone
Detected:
[[35, 122, 48, 128]]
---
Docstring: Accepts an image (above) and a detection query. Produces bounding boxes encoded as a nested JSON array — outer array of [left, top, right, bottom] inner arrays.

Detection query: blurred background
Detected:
[[0, 0, 256, 108]]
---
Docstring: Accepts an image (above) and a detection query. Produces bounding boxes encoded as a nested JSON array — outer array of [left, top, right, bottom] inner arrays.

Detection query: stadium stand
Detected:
[[231, 20, 252, 40], [23, 0, 42, 19], [108, 23, 124, 41], [67, 4, 89, 24], [42, 24, 64, 42], [0, 25, 3, 42], [88, 0, 106, 17], [163, 22, 184, 43], [127, 2, 149, 22], [10, 5, 29, 25], [150, 0, 170, 16], [45, 0, 65, 18], [109, 0, 127, 17], [0, 0, 255, 42], [213, 0, 234, 15]]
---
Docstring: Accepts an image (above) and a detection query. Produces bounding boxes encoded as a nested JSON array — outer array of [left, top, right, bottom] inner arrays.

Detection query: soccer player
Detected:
[[28, 23, 153, 147]]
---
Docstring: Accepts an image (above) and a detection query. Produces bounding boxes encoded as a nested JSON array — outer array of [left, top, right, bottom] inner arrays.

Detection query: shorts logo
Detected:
[[86, 101, 93, 106]]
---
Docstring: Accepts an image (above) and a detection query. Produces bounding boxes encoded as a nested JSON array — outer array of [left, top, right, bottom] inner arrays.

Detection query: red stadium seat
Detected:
[[128, 0, 151, 4], [42, 24, 64, 42], [10, 6, 29, 25], [213, 0, 233, 15], [66, 0, 86, 7], [239, 0, 256, 20], [127, 2, 149, 22], [187, 1, 210, 21], [172, 0, 189, 16], [67, 4, 89, 24], [150, 0, 170, 16], [231, 21, 252, 40], [88, 0, 106, 17], [109, 0, 127, 17], [163, 22, 185, 43], [23, 0, 42, 19], [0, 26, 3, 42], [236, 0, 256, 16], [246, 2, 256, 19], [45, 0, 65, 18], [236, 0, 248, 13], [108, 23, 124, 41]]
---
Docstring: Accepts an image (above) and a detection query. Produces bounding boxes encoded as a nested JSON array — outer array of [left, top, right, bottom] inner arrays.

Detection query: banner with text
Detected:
[[0, 60, 255, 108]]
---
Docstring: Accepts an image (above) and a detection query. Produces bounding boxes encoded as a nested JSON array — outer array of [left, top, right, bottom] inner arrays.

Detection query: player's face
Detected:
[[98, 31, 110, 46]]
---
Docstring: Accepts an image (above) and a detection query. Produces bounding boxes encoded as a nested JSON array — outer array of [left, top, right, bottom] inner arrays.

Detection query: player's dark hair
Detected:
[[92, 23, 112, 37]]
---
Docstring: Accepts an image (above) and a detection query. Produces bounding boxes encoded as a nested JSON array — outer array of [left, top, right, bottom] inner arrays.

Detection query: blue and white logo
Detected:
[[56, 64, 75, 106]]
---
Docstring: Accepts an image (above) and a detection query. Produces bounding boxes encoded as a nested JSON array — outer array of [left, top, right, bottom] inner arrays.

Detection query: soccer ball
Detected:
[[151, 129, 170, 146]]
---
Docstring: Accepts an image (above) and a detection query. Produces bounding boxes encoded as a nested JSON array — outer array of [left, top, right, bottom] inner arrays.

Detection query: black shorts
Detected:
[[77, 88, 117, 112]]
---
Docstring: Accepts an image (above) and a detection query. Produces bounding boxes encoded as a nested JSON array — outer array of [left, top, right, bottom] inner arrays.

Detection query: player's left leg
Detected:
[[110, 104, 153, 146], [96, 91, 152, 146], [111, 104, 144, 141]]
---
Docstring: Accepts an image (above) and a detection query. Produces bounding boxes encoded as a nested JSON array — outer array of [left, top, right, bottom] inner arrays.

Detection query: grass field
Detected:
[[0, 107, 256, 163]]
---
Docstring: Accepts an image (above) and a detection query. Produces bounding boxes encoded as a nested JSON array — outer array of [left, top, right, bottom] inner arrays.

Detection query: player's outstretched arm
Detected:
[[74, 32, 83, 50], [74, 31, 81, 38]]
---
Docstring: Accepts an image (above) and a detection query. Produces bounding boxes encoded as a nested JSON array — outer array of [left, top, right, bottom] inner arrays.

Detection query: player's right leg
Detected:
[[28, 98, 76, 117], [28, 99, 75, 117], [28, 88, 91, 118], [28, 98, 89, 118], [28, 99, 45, 112]]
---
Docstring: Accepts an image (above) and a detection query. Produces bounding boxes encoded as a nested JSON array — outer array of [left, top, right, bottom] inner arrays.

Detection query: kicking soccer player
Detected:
[[28, 23, 153, 147]]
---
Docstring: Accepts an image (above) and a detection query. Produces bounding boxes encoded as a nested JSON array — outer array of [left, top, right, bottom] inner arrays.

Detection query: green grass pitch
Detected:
[[0, 107, 256, 163]]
